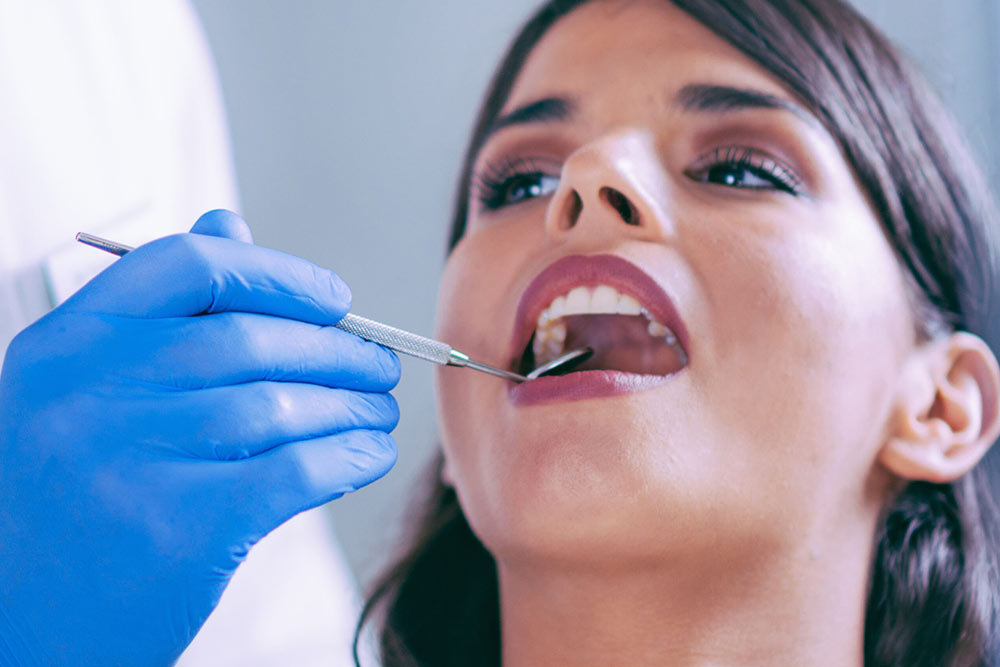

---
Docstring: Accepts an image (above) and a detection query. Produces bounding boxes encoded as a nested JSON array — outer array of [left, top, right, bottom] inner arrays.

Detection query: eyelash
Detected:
[[685, 145, 802, 195], [471, 156, 560, 212], [472, 145, 802, 212]]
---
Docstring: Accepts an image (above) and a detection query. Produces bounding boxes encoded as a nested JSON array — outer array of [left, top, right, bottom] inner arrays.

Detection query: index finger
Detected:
[[62, 231, 351, 324]]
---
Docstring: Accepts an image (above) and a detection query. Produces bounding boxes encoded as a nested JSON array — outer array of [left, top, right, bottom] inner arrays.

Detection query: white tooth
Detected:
[[533, 317, 567, 365], [662, 332, 687, 367], [647, 320, 670, 337], [534, 342, 555, 366], [617, 294, 642, 316], [550, 321, 567, 342], [537, 308, 551, 328], [565, 286, 591, 315], [591, 285, 619, 314], [549, 295, 567, 319], [533, 329, 549, 359], [639, 306, 651, 319]]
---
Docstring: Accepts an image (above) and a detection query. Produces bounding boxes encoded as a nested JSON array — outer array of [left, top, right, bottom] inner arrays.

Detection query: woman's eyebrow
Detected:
[[674, 83, 815, 125], [483, 96, 576, 143], [480, 84, 815, 147]]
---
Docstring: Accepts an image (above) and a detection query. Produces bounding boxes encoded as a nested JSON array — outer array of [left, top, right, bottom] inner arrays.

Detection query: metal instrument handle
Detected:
[[333, 313, 454, 366]]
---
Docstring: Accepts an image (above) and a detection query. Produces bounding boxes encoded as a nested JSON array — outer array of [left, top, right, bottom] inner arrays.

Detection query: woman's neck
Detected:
[[497, 533, 872, 667]]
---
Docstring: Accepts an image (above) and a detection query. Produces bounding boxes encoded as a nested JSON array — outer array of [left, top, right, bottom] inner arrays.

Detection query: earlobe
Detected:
[[879, 332, 1000, 483], [441, 457, 456, 488]]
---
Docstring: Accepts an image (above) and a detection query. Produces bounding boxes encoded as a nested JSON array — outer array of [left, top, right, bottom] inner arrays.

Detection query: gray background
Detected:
[[189, 0, 1000, 586]]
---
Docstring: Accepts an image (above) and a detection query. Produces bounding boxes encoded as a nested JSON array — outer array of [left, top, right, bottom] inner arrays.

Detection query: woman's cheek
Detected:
[[436, 216, 546, 353], [435, 234, 499, 352], [433, 224, 523, 454], [702, 210, 912, 471]]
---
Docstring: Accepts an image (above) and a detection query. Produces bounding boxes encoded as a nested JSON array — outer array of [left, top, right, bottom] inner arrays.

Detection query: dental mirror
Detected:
[[524, 346, 593, 381]]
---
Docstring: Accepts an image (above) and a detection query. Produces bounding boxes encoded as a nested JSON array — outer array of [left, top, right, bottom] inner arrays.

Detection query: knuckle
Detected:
[[150, 234, 218, 296], [324, 329, 400, 389], [350, 391, 399, 431], [360, 430, 397, 474], [380, 393, 401, 431], [280, 445, 315, 494], [4, 326, 32, 364], [377, 349, 402, 386], [165, 233, 215, 277], [225, 312, 264, 359], [262, 382, 296, 426], [5, 315, 80, 371], [312, 263, 351, 311], [354, 341, 400, 388], [154, 232, 199, 260]]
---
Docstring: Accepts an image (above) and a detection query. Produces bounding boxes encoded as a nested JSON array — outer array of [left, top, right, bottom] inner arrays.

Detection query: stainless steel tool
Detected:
[[75, 232, 591, 382]]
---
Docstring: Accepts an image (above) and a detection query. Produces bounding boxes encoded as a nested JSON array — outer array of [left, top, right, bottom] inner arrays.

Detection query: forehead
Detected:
[[503, 0, 798, 118]]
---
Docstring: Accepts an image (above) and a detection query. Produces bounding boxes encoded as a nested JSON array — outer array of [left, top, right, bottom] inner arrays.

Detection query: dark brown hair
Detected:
[[356, 1, 1000, 665]]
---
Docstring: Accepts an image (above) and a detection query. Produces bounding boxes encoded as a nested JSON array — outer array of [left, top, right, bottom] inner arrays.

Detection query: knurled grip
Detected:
[[334, 313, 453, 365]]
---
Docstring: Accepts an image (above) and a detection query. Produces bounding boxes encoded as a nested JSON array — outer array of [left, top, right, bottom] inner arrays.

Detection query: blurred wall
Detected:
[[856, 0, 1000, 181], [189, 0, 1000, 585]]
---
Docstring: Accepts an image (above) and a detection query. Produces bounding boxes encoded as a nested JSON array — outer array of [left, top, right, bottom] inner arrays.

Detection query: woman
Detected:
[[358, 0, 1000, 665]]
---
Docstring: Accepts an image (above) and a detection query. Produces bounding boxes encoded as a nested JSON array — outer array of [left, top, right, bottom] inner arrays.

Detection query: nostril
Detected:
[[600, 187, 640, 226], [560, 189, 583, 229]]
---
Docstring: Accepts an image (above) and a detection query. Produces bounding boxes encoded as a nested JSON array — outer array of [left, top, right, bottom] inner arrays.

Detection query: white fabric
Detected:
[[0, 0, 238, 341], [0, 2, 362, 664], [178, 510, 366, 667]]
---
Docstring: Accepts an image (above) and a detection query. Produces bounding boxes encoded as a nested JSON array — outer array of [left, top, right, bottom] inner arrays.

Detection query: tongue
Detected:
[[560, 314, 685, 376]]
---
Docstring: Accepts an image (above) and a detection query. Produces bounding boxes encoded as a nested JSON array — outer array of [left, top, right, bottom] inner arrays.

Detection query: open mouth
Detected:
[[515, 284, 689, 378]]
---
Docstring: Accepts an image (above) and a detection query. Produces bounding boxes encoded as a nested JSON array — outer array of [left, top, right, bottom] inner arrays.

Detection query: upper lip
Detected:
[[509, 254, 690, 370]]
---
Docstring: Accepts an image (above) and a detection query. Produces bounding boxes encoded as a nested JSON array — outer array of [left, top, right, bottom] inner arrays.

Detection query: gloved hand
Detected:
[[0, 210, 400, 665]]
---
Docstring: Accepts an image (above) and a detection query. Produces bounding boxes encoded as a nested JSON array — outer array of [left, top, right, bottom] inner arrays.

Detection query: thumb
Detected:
[[190, 209, 254, 244]]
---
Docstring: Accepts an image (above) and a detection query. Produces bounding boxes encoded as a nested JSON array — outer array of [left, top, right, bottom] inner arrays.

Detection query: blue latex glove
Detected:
[[0, 210, 400, 665]]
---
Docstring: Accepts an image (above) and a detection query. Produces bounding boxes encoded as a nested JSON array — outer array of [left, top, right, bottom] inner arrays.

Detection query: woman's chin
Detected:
[[467, 492, 780, 575]]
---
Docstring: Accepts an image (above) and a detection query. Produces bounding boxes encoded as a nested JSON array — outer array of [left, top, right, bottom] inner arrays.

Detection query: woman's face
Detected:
[[435, 0, 914, 566]]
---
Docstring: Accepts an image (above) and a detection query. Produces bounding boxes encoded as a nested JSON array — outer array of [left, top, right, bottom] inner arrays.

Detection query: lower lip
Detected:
[[507, 370, 674, 406]]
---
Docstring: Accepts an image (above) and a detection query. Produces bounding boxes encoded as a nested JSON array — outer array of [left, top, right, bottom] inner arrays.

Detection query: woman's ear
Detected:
[[880, 332, 1000, 483]]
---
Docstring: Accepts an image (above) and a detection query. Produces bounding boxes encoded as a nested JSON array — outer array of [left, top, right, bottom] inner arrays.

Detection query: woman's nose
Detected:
[[544, 130, 673, 245]]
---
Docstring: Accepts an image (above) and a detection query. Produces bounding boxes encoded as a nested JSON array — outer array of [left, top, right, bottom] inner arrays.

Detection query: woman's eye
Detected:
[[686, 147, 801, 195], [474, 169, 560, 211], [702, 164, 776, 189]]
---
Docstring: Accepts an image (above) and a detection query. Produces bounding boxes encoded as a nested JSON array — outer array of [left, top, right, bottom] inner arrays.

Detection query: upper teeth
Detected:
[[532, 284, 681, 365]]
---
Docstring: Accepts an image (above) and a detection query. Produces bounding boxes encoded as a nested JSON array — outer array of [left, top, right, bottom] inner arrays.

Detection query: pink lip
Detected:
[[507, 254, 689, 405], [509, 370, 675, 405]]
